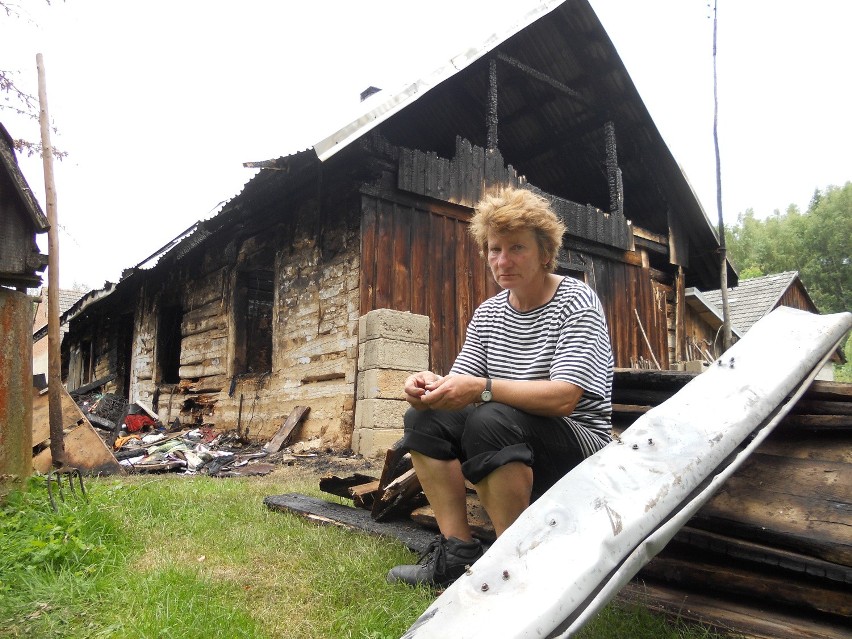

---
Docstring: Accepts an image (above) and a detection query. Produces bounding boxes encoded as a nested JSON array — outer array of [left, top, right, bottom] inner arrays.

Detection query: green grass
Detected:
[[1, 470, 733, 638]]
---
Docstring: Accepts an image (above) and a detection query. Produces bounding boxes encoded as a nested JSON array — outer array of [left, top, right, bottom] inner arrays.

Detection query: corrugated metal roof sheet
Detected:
[[313, 1, 567, 162]]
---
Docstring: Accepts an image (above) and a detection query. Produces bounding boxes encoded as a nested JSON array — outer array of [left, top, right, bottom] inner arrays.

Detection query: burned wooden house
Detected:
[[58, 0, 736, 456]]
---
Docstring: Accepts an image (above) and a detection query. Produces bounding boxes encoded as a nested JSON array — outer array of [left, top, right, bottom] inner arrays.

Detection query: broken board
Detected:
[[31, 383, 124, 476], [264, 493, 436, 552], [401, 307, 852, 638], [264, 406, 310, 453], [31, 383, 89, 448], [32, 420, 124, 476]]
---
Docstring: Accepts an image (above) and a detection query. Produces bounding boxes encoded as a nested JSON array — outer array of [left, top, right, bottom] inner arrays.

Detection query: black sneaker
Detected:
[[387, 535, 484, 587]]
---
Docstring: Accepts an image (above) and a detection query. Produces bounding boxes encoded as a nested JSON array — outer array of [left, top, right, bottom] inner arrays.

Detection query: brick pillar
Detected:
[[353, 309, 429, 458]]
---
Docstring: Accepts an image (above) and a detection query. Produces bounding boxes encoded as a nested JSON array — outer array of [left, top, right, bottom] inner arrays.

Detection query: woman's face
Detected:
[[486, 228, 547, 291]]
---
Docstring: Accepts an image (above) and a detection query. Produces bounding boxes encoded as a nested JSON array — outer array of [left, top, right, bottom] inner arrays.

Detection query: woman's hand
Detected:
[[414, 374, 482, 411], [404, 371, 443, 409]]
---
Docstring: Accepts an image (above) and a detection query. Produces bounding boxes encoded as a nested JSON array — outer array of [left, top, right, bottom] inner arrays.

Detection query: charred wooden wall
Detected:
[[360, 137, 677, 373], [359, 187, 498, 375], [683, 304, 726, 363], [65, 168, 364, 447]]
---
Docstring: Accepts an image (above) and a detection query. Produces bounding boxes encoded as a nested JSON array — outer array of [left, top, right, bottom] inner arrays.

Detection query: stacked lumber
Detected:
[[612, 370, 852, 638]]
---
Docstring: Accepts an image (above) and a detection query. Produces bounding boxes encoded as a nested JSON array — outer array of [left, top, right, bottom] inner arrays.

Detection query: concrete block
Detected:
[[358, 369, 409, 400], [358, 309, 429, 344], [354, 427, 405, 459], [355, 398, 409, 431], [358, 339, 428, 371], [683, 360, 709, 374], [358, 339, 429, 371]]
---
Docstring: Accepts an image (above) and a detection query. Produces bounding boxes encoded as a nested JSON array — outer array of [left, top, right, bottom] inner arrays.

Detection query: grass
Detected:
[[1, 468, 734, 638]]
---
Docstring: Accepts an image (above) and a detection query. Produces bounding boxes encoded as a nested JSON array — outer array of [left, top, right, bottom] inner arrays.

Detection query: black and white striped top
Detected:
[[450, 277, 613, 456]]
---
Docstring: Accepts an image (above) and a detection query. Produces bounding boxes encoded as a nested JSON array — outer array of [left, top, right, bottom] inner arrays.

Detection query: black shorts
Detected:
[[401, 402, 589, 500]]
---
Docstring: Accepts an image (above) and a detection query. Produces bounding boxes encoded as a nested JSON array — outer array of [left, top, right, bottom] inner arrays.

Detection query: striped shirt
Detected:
[[450, 277, 613, 456]]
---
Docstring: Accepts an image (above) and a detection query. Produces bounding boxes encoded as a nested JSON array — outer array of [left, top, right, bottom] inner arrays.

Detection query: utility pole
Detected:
[[713, 1, 733, 352], [37, 53, 65, 468]]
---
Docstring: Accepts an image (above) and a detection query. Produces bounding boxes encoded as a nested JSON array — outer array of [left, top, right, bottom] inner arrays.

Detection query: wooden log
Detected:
[[410, 493, 495, 542], [177, 376, 229, 394], [612, 403, 650, 416], [756, 430, 851, 464], [671, 526, 851, 584], [805, 380, 852, 402], [777, 414, 852, 430], [68, 374, 117, 397], [264, 493, 437, 553], [180, 332, 228, 366], [640, 553, 851, 617], [694, 453, 852, 566], [791, 398, 852, 416], [182, 314, 226, 337], [611, 387, 674, 405], [620, 580, 851, 639], [372, 468, 426, 522], [350, 480, 381, 510], [179, 361, 227, 378], [318, 473, 378, 502], [371, 438, 411, 519], [264, 406, 310, 453]]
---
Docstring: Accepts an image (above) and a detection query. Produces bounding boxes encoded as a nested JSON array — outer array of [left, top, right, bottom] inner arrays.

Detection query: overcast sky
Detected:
[[3, 0, 850, 290]]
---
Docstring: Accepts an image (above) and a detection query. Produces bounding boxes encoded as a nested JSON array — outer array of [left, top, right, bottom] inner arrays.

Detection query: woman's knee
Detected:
[[461, 403, 526, 456]]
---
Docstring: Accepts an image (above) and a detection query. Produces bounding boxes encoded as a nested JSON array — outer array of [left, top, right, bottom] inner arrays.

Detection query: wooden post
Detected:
[[37, 53, 65, 468], [486, 58, 498, 152]]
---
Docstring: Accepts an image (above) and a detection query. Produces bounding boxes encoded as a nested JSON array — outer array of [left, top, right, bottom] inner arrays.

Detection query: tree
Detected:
[[1, 1, 66, 159], [726, 182, 850, 315], [799, 183, 851, 314], [726, 182, 852, 379]]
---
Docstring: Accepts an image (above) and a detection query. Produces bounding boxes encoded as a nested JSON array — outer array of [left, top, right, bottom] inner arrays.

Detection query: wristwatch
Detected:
[[481, 378, 493, 402]]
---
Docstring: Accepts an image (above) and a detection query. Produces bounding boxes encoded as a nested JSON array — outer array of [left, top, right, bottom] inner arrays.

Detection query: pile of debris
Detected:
[[33, 382, 354, 479], [81, 397, 319, 477]]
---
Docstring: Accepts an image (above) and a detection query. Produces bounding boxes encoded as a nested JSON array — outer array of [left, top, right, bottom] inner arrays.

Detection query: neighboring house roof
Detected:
[[0, 122, 49, 232], [700, 271, 812, 333], [32, 287, 87, 334], [32, 284, 114, 342], [683, 287, 744, 340]]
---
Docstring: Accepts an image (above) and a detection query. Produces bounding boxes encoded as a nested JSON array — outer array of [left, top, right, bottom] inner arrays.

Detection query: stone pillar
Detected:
[[353, 309, 429, 458], [0, 288, 34, 491]]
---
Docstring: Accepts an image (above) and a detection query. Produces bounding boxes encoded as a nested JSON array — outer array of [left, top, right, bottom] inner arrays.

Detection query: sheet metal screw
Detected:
[[632, 443, 639, 450], [481, 583, 490, 592]]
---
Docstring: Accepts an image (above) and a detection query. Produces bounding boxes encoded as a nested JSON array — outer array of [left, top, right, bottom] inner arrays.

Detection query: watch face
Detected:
[[481, 389, 493, 402]]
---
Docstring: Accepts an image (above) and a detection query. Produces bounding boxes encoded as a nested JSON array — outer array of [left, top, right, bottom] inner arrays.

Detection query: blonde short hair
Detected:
[[469, 187, 566, 272]]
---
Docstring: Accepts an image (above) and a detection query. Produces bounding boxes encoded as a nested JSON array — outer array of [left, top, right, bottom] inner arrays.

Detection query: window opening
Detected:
[[158, 305, 182, 384], [236, 269, 273, 374]]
